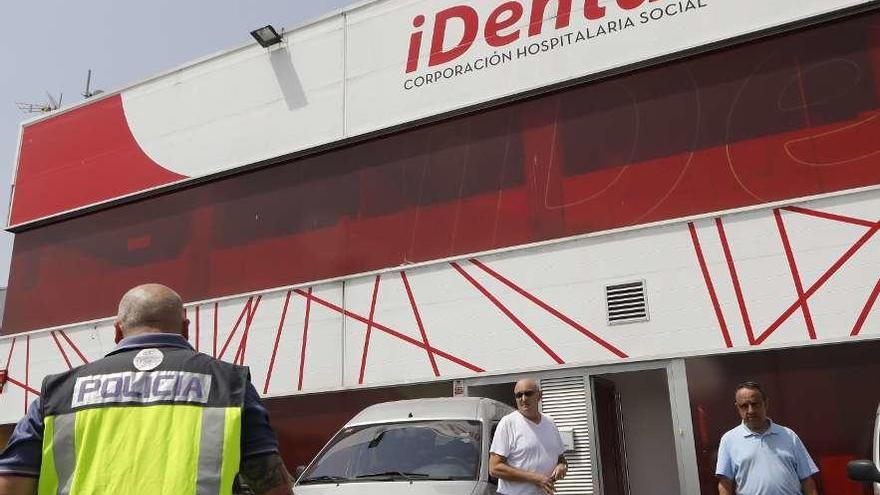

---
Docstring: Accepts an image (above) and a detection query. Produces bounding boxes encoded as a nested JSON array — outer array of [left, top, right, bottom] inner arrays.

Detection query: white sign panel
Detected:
[[345, 0, 875, 134]]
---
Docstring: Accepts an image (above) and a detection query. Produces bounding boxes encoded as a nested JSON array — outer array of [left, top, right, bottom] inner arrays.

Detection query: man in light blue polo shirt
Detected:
[[716, 381, 819, 495]]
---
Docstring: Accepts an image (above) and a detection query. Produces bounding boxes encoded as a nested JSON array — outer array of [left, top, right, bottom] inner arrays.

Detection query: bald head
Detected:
[[115, 284, 187, 337]]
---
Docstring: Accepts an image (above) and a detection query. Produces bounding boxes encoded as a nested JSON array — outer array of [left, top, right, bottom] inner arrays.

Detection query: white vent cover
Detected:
[[605, 281, 648, 324], [541, 376, 594, 494]]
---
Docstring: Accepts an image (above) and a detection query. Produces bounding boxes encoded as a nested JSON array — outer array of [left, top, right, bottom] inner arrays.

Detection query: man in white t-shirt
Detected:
[[489, 378, 567, 495]]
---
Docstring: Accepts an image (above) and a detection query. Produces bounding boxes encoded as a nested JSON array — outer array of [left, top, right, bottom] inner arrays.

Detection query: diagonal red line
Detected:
[[293, 289, 484, 373], [468, 259, 628, 358], [219, 298, 253, 360], [401, 272, 440, 377], [49, 332, 73, 370], [5, 376, 40, 396], [194, 305, 200, 352], [359, 276, 382, 385], [4, 337, 16, 369], [783, 206, 876, 228], [451, 262, 564, 364], [298, 288, 313, 391], [58, 330, 88, 364], [755, 221, 880, 344], [213, 302, 219, 358], [264, 291, 293, 394], [235, 295, 263, 366], [851, 278, 880, 337], [688, 223, 733, 348], [716, 218, 757, 345], [774, 210, 816, 340]]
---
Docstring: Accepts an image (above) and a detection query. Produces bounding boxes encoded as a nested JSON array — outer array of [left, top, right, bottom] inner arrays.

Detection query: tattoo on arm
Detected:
[[239, 453, 291, 494]]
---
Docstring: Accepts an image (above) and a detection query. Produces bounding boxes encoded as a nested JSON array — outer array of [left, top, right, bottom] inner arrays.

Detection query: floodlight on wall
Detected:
[[251, 25, 284, 48]]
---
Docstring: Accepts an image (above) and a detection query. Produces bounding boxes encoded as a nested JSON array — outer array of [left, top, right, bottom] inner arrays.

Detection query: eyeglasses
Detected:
[[514, 390, 536, 399]]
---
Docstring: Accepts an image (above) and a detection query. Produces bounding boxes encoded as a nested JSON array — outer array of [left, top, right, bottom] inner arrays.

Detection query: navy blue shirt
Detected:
[[0, 333, 280, 477]]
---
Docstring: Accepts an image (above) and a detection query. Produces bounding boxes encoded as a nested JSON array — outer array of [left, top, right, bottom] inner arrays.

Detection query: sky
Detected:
[[0, 0, 360, 286]]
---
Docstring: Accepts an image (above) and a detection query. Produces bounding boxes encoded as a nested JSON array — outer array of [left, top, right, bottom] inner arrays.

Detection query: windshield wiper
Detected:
[[298, 475, 350, 484], [355, 471, 429, 480]]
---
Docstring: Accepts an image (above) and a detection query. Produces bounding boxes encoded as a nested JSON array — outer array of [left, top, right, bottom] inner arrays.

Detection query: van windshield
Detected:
[[298, 420, 482, 484]]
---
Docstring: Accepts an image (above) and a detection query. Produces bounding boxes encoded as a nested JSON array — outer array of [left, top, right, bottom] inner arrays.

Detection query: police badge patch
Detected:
[[133, 348, 164, 371]]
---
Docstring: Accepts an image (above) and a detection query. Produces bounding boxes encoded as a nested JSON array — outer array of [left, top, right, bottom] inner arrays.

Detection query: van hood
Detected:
[[294, 480, 482, 495]]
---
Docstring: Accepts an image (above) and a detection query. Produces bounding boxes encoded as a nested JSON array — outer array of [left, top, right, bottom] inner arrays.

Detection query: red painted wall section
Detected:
[[4, 12, 880, 333], [10, 95, 186, 225]]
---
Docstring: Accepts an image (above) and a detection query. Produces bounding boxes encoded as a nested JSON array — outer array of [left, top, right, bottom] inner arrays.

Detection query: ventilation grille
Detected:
[[605, 281, 648, 324], [541, 376, 594, 494]]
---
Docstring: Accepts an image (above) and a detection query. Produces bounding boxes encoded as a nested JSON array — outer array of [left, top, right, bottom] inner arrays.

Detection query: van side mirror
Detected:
[[294, 465, 307, 480], [847, 460, 880, 482]]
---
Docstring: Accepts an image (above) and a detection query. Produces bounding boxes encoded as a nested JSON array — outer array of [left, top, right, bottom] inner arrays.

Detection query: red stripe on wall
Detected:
[[774, 209, 817, 340], [400, 272, 440, 377], [58, 330, 89, 364], [451, 261, 564, 364], [264, 291, 293, 394], [358, 276, 382, 385], [218, 297, 254, 360], [688, 223, 733, 348], [24, 336, 30, 414], [213, 302, 219, 358], [715, 218, 757, 345], [293, 289, 484, 373], [755, 221, 880, 344], [194, 305, 200, 352], [234, 295, 263, 365], [297, 288, 313, 391], [6, 375, 40, 396], [4, 337, 15, 369], [783, 206, 876, 228], [851, 278, 880, 336], [468, 258, 627, 358], [49, 331, 73, 369]]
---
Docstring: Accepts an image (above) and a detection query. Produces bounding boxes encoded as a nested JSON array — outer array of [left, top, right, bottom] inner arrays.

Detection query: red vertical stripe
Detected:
[[213, 302, 219, 358], [297, 288, 314, 391], [263, 291, 293, 394], [400, 272, 440, 377], [774, 209, 816, 340], [24, 336, 30, 413], [194, 305, 201, 352], [358, 276, 382, 385], [688, 223, 733, 348], [715, 218, 756, 345]]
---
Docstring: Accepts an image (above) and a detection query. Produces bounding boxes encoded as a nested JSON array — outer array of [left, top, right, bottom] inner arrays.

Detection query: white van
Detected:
[[848, 403, 880, 495], [294, 397, 513, 495]]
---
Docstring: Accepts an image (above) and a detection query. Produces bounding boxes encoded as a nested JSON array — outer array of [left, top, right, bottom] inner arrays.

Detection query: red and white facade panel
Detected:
[[9, 0, 877, 227], [1, 188, 876, 423]]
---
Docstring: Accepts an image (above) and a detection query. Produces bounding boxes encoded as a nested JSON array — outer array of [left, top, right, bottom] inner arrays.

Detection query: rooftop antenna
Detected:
[[15, 91, 63, 114], [83, 69, 103, 99]]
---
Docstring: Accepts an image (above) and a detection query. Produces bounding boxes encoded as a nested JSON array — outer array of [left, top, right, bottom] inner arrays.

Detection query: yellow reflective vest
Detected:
[[37, 345, 248, 495]]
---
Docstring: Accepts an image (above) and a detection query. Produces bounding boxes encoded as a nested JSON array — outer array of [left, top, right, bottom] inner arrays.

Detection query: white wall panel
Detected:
[[1, 190, 877, 423]]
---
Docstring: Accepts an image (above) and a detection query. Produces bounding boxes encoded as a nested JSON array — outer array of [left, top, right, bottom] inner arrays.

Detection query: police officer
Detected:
[[0, 284, 292, 495]]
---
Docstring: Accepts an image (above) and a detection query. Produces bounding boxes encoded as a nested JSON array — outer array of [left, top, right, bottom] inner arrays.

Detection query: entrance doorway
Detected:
[[591, 368, 680, 495]]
